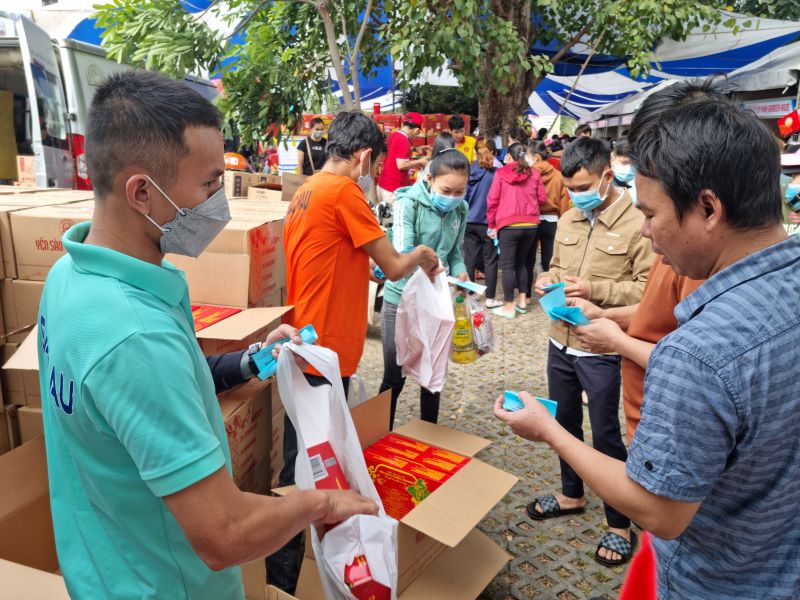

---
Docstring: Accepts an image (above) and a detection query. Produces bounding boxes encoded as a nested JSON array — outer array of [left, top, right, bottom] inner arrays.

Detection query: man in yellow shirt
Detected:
[[449, 115, 476, 163]]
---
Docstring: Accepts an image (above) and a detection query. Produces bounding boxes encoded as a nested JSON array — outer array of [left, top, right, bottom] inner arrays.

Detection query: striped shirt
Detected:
[[627, 234, 800, 599]]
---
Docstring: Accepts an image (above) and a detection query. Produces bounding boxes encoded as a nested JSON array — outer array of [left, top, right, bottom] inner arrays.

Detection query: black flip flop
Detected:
[[526, 494, 586, 521], [594, 530, 638, 567]]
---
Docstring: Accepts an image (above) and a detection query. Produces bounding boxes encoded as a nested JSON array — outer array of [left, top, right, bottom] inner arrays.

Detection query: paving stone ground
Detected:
[[356, 299, 629, 600]]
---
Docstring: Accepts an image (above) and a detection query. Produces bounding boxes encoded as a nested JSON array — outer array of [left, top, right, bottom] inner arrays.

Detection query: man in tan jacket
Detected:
[[531, 137, 654, 567]]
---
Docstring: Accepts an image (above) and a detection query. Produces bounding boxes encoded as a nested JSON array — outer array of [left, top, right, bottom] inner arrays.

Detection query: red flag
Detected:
[[619, 532, 657, 600], [778, 109, 800, 137]]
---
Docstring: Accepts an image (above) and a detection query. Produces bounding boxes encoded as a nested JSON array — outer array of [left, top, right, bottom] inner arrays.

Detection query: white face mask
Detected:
[[311, 130, 324, 141], [143, 175, 231, 257]]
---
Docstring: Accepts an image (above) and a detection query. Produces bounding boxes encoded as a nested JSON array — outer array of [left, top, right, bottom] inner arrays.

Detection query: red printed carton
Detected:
[[364, 434, 469, 520]]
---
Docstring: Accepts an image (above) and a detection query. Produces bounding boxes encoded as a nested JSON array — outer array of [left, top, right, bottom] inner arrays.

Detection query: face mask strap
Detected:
[[144, 175, 186, 216]]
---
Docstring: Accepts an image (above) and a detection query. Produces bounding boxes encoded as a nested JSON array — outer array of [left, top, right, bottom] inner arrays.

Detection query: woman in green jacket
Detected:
[[380, 148, 471, 429]]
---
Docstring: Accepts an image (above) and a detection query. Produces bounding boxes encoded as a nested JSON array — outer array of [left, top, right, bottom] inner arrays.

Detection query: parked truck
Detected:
[[0, 11, 217, 189]]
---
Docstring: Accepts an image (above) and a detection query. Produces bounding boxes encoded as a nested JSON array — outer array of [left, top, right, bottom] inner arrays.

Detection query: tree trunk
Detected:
[[478, 0, 536, 142], [318, 0, 356, 110], [478, 4, 590, 142]]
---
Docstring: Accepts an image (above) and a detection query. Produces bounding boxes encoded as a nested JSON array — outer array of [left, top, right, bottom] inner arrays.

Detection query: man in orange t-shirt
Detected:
[[570, 256, 704, 441], [271, 111, 439, 594]]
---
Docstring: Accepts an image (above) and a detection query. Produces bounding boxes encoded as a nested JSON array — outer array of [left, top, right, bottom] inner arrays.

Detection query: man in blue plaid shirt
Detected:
[[496, 82, 800, 599]]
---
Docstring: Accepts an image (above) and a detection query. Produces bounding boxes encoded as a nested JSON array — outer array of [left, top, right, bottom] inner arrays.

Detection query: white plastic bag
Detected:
[[465, 295, 496, 355], [395, 269, 455, 392], [277, 344, 398, 600]]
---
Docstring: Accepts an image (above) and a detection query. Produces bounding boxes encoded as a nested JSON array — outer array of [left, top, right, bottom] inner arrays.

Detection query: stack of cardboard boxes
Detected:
[[0, 189, 95, 448]]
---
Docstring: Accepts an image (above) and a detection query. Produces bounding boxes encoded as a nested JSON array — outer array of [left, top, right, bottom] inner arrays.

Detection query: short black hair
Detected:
[[574, 123, 592, 136], [325, 111, 384, 161], [448, 115, 466, 130], [628, 79, 728, 147], [429, 148, 470, 178], [613, 138, 631, 158], [528, 141, 549, 158], [537, 127, 548, 138], [431, 132, 455, 156], [85, 70, 222, 198], [630, 98, 782, 230], [561, 137, 611, 178], [509, 126, 528, 143], [309, 117, 325, 128]]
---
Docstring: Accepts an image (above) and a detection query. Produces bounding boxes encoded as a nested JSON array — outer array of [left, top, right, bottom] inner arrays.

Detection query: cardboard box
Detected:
[[0, 437, 59, 574], [223, 171, 273, 198], [167, 217, 285, 309], [284, 392, 516, 598], [194, 305, 291, 355], [16, 156, 36, 187], [0, 405, 10, 456], [246, 180, 283, 203], [10, 201, 94, 280], [280, 173, 307, 203], [219, 378, 275, 494], [0, 186, 37, 195], [0, 438, 295, 600], [0, 195, 86, 279], [16, 407, 43, 445], [0, 559, 70, 599], [270, 408, 285, 488], [2, 337, 40, 407], [1, 279, 45, 343]]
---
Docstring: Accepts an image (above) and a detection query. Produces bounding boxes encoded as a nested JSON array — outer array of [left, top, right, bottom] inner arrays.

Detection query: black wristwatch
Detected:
[[241, 342, 262, 379]]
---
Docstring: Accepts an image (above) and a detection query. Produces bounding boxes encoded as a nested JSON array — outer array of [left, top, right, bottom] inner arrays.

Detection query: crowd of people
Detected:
[[36, 68, 800, 600]]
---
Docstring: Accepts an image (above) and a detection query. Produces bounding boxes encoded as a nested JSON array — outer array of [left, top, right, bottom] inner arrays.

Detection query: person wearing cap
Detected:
[[376, 112, 429, 206], [449, 115, 477, 163]]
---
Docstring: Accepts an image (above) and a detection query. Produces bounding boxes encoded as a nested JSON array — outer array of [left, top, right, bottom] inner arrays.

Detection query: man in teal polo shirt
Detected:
[[38, 70, 377, 599]]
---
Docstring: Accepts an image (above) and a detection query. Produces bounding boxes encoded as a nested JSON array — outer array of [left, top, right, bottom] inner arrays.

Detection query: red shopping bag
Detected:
[[619, 532, 657, 600]]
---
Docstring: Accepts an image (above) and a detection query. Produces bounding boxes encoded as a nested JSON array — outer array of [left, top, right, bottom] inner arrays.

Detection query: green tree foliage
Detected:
[[94, 0, 734, 142], [729, 0, 800, 19]]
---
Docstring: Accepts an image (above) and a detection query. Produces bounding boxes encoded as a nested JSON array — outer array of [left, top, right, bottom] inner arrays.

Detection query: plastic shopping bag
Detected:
[[277, 344, 398, 600], [395, 269, 456, 393], [465, 295, 496, 355]]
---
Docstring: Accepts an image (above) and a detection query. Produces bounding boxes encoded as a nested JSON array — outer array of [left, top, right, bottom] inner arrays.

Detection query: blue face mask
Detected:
[[785, 184, 800, 210], [613, 164, 635, 184], [568, 173, 610, 212], [431, 191, 465, 213]]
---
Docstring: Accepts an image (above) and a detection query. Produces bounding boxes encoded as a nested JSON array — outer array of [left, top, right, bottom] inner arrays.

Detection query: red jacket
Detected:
[[486, 162, 548, 231]]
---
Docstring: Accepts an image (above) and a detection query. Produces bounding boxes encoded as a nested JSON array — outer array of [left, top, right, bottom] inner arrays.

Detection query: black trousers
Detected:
[[526, 220, 557, 296], [498, 226, 537, 302], [547, 342, 630, 529], [267, 374, 351, 593], [463, 223, 499, 299], [537, 220, 557, 273], [379, 301, 440, 429]]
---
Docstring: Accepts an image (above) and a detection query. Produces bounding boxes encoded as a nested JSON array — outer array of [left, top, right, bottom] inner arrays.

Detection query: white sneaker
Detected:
[[485, 298, 502, 309]]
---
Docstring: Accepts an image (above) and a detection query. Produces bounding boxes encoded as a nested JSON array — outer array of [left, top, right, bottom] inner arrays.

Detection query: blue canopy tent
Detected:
[[528, 11, 800, 120]]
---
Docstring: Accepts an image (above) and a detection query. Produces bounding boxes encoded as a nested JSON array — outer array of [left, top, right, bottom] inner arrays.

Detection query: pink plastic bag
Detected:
[[395, 269, 455, 392]]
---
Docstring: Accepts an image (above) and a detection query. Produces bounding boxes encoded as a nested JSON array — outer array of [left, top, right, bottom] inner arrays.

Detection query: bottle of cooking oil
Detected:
[[450, 296, 477, 364]]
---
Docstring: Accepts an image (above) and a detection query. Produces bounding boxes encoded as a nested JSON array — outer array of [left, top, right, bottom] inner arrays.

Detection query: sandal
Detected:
[[594, 531, 638, 567], [525, 494, 586, 521], [491, 307, 516, 319], [515, 305, 528, 314], [485, 298, 502, 309]]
